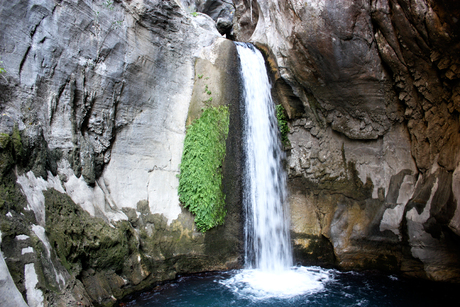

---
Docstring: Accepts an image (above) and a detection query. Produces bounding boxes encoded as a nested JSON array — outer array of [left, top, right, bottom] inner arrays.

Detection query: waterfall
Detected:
[[235, 43, 292, 272], [221, 43, 331, 299]]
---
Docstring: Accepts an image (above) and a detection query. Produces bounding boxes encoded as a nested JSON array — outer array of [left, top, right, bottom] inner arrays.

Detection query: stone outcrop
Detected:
[[180, 0, 235, 36], [0, 0, 242, 306], [234, 0, 460, 281]]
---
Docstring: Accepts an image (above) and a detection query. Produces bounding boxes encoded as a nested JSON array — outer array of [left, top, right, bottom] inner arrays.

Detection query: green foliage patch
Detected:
[[0, 59, 5, 74], [276, 104, 290, 148], [178, 106, 229, 232], [0, 126, 24, 179], [204, 84, 212, 95]]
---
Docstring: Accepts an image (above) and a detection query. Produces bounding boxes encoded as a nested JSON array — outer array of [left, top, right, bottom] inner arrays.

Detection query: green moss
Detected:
[[0, 124, 61, 181], [178, 106, 229, 232], [44, 189, 133, 276], [0, 60, 5, 74], [0, 126, 28, 213], [0, 133, 9, 147], [0, 126, 24, 178], [276, 104, 290, 148], [11, 126, 23, 157], [0, 179, 26, 213]]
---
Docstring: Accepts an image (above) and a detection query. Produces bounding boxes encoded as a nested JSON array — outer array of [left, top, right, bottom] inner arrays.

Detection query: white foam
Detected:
[[221, 266, 333, 300]]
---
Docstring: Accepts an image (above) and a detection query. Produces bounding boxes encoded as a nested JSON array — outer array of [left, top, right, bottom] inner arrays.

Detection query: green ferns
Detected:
[[276, 104, 290, 148], [178, 106, 229, 232]]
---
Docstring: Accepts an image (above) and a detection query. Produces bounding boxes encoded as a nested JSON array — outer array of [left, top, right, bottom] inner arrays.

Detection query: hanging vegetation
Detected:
[[276, 104, 290, 148], [178, 106, 229, 232]]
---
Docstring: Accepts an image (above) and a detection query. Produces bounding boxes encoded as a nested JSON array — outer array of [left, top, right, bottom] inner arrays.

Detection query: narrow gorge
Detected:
[[0, 0, 459, 306]]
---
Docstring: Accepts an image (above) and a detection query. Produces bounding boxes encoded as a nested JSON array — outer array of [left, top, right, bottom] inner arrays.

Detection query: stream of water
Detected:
[[219, 42, 330, 298], [237, 42, 292, 272]]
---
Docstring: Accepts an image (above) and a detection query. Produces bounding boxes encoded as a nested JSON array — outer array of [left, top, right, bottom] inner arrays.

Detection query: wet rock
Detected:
[[403, 169, 460, 282]]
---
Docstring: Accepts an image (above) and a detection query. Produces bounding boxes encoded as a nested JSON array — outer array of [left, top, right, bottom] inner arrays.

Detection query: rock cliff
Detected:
[[234, 0, 460, 281], [0, 0, 242, 306]]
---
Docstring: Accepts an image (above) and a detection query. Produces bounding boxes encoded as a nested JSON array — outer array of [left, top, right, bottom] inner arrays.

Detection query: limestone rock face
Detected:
[[180, 0, 235, 35], [0, 0, 242, 306], [371, 0, 460, 172], [197, 0, 235, 36], [235, 0, 460, 281]]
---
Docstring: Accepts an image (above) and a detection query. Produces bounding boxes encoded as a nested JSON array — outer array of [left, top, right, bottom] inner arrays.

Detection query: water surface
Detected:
[[119, 268, 458, 307]]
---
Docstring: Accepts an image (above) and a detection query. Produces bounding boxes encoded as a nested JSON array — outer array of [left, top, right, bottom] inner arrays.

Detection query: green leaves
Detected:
[[0, 60, 5, 74], [276, 104, 290, 148], [104, 0, 114, 10], [204, 84, 212, 95], [178, 106, 229, 232]]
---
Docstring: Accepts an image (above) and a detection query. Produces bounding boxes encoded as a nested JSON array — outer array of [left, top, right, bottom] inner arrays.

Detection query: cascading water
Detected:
[[220, 43, 332, 300], [237, 42, 292, 272]]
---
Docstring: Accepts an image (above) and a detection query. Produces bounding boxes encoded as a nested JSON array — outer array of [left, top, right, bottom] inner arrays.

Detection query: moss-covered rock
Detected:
[[291, 233, 336, 267], [44, 189, 133, 276], [0, 126, 23, 179]]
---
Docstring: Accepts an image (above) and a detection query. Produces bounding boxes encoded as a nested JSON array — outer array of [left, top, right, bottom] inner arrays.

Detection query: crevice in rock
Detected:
[[18, 46, 31, 80]]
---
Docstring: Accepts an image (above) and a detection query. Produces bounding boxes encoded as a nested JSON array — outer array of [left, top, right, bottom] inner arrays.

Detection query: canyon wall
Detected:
[[0, 1, 242, 306], [1, 0, 460, 305], [233, 0, 460, 281]]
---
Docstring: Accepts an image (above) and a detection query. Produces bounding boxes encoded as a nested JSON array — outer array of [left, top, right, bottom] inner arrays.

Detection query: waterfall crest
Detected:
[[235, 42, 292, 272]]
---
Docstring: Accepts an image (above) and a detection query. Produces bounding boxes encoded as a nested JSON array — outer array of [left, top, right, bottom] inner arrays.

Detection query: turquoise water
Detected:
[[118, 267, 458, 307]]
